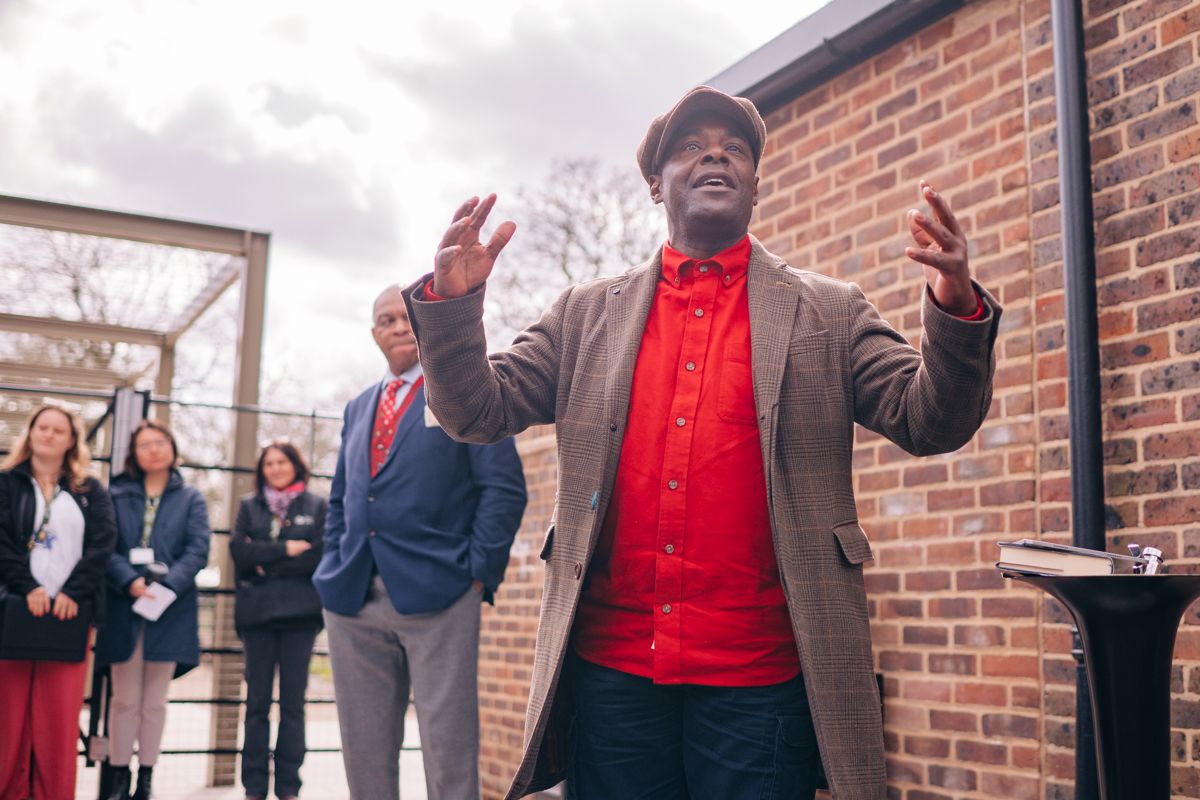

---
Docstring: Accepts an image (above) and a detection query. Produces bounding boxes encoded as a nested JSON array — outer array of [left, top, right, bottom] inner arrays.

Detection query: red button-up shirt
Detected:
[[573, 235, 801, 686]]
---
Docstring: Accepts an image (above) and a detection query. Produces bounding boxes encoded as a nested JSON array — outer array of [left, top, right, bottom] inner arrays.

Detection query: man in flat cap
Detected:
[[403, 86, 1000, 800]]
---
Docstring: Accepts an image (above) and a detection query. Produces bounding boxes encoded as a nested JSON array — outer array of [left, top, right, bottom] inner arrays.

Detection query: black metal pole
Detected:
[[1050, 0, 1104, 796]]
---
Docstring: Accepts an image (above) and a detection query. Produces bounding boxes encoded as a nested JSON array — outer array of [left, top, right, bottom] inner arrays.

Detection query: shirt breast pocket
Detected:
[[718, 340, 759, 425]]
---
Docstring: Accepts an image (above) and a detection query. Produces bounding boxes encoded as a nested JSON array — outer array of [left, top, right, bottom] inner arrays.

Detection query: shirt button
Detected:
[[665, 544, 675, 554], [685, 362, 695, 371], [662, 604, 672, 614], [676, 418, 685, 427], [699, 265, 709, 273], [725, 275, 731, 281], [368, 529, 376, 537], [695, 309, 704, 317], [668, 480, 678, 489]]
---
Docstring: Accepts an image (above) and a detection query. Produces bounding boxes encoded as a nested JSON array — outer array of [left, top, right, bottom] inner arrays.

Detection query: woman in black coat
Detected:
[[0, 404, 117, 800], [230, 440, 326, 800]]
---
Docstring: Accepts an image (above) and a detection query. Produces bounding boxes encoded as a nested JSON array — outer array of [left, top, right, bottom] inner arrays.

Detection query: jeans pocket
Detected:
[[764, 713, 819, 800]]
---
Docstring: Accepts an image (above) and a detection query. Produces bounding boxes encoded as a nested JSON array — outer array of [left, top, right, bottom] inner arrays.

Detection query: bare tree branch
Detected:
[[483, 158, 665, 345]]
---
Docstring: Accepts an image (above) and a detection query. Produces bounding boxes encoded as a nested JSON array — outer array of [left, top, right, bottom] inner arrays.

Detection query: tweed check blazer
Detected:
[[403, 237, 1001, 800]]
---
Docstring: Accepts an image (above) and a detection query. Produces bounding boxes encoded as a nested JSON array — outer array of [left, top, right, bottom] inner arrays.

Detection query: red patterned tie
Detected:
[[370, 376, 423, 476]]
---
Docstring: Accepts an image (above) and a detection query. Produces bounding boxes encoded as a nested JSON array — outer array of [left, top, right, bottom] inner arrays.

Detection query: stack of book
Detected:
[[996, 539, 1145, 577]]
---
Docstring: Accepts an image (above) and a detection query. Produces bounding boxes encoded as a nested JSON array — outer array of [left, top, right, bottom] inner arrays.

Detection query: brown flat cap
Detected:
[[636, 86, 767, 185]]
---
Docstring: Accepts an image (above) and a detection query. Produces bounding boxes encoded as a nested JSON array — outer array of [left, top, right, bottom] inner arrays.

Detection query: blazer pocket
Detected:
[[539, 525, 555, 561], [833, 522, 874, 565]]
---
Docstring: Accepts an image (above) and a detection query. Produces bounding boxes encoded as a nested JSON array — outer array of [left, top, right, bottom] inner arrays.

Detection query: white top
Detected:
[[380, 362, 424, 411], [27, 476, 85, 598]]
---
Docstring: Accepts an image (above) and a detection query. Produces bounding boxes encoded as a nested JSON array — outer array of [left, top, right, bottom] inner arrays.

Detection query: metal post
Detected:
[[110, 389, 149, 480], [206, 232, 269, 786], [1051, 0, 1104, 797], [155, 345, 175, 427]]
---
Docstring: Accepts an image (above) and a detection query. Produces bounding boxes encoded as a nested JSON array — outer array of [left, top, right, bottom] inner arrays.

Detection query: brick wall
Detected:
[[476, 0, 1200, 796], [479, 424, 555, 799], [748, 0, 1200, 796]]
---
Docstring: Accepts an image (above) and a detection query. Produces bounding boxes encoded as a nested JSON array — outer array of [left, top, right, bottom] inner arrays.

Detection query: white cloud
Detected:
[[0, 0, 833, 407]]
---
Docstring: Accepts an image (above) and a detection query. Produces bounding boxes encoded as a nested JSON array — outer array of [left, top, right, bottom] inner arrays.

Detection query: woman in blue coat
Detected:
[[95, 419, 211, 800]]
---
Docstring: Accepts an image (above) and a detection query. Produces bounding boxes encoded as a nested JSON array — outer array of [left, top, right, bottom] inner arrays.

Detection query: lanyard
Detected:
[[29, 484, 61, 551], [141, 495, 160, 548]]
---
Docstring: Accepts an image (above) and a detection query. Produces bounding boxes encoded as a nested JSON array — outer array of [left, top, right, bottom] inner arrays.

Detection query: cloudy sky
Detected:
[[0, 0, 831, 408]]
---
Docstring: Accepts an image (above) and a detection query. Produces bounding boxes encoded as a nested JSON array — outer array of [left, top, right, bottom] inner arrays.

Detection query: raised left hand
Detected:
[[905, 180, 978, 317], [52, 592, 78, 620]]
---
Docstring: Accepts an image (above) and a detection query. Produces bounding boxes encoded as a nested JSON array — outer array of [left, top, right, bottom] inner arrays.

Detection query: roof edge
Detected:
[[708, 0, 964, 115]]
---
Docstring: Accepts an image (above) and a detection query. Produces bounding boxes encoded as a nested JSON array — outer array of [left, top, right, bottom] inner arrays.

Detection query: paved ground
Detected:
[[73, 662, 428, 800]]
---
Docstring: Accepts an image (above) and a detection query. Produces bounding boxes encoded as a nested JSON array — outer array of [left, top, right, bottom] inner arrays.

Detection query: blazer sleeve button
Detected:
[[574, 563, 582, 579]]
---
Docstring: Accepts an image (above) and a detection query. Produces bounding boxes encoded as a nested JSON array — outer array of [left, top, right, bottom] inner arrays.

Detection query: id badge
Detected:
[[129, 547, 155, 565]]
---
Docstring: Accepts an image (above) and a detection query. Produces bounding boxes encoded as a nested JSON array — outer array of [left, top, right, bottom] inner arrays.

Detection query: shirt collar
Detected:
[[383, 362, 424, 386], [660, 235, 752, 287]]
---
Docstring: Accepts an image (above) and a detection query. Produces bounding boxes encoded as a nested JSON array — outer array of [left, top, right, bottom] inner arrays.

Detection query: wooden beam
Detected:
[[0, 312, 165, 347], [0, 194, 262, 256], [165, 260, 241, 345]]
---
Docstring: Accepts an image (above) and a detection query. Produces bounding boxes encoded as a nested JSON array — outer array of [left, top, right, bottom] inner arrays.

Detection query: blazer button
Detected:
[[574, 563, 582, 579], [283, 520, 291, 526], [369, 529, 376, 537], [609, 422, 617, 431], [367, 493, 375, 502]]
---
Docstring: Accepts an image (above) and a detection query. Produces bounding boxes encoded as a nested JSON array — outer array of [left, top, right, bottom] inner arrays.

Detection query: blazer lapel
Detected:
[[361, 385, 383, 474], [747, 237, 803, 507], [747, 236, 802, 415], [378, 383, 426, 474], [604, 255, 661, 441]]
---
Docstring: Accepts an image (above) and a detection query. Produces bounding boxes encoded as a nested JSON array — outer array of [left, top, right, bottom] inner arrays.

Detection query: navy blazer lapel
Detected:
[[377, 383, 427, 474], [360, 384, 383, 474]]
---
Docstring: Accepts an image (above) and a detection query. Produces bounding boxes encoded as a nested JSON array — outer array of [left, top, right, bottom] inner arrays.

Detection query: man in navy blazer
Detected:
[[314, 285, 527, 800]]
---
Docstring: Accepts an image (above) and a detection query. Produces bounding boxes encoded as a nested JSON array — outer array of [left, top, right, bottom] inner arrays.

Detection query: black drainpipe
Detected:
[[1049, 0, 1104, 797]]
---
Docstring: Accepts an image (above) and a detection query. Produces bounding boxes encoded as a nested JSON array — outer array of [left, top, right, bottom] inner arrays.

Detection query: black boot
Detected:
[[131, 765, 155, 800], [105, 766, 131, 800]]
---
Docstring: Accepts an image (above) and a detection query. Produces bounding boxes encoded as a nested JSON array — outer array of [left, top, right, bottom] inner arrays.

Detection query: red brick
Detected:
[[898, 54, 940, 88], [955, 683, 1007, 707], [929, 597, 975, 618], [980, 480, 1035, 506], [904, 678, 952, 701], [906, 735, 951, 758], [1164, 8, 1200, 44], [982, 654, 1039, 678], [945, 24, 991, 63], [954, 625, 1005, 646], [930, 710, 978, 731]]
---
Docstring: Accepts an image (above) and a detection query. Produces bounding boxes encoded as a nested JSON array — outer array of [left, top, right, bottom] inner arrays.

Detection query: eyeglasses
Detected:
[[135, 438, 172, 452]]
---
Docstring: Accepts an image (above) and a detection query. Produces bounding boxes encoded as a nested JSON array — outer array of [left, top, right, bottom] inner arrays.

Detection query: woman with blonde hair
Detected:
[[94, 419, 212, 800], [0, 404, 118, 800]]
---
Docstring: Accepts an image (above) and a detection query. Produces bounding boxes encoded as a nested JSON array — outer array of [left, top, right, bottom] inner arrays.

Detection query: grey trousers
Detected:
[[324, 577, 482, 800], [108, 630, 176, 767]]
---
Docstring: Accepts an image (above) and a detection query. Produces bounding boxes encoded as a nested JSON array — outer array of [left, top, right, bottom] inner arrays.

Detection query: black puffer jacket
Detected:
[[229, 490, 326, 628], [0, 461, 118, 625]]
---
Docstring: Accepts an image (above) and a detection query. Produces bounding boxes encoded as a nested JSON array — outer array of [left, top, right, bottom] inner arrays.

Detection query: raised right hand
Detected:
[[286, 540, 312, 557], [432, 194, 517, 299], [26, 586, 50, 617], [129, 577, 148, 599]]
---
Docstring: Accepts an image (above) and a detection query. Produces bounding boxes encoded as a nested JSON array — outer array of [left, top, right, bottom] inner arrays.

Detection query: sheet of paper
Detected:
[[132, 584, 177, 622]]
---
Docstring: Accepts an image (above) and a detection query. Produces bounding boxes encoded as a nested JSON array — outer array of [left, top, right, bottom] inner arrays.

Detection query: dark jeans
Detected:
[[241, 625, 319, 798], [565, 652, 820, 800]]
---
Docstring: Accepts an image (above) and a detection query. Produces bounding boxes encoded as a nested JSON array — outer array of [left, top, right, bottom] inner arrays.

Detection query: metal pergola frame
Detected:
[[0, 193, 269, 788]]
